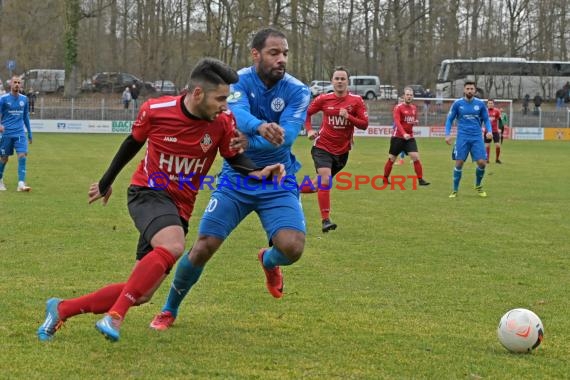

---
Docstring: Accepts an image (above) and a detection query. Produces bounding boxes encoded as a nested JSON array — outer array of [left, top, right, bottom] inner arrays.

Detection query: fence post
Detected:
[[102, 98, 105, 120], [71, 98, 75, 120], [40, 97, 44, 119]]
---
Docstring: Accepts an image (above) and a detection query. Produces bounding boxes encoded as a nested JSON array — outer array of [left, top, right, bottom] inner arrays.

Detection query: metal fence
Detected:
[[30, 96, 570, 128]]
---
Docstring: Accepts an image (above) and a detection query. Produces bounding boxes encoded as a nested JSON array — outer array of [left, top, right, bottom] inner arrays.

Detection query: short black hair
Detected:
[[332, 66, 350, 79], [187, 58, 238, 91], [464, 80, 477, 87], [251, 27, 287, 51]]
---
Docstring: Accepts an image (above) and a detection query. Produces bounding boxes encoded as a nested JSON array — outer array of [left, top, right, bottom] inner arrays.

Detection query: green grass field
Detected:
[[1, 134, 568, 379]]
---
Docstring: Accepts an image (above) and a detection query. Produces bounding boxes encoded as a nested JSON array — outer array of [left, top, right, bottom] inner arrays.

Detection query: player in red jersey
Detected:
[[300, 66, 368, 232], [382, 86, 430, 186], [37, 58, 284, 342], [484, 99, 502, 164]]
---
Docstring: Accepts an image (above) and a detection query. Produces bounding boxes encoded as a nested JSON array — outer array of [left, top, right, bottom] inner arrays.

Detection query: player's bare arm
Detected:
[[0, 125, 3, 132], [258, 122, 285, 146], [445, 136, 453, 145]]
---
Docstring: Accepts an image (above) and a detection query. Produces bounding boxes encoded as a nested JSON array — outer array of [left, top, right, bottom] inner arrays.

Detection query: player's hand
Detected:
[[445, 136, 453, 145], [258, 123, 284, 146], [230, 131, 248, 153], [307, 129, 318, 140], [0, 125, 4, 133], [339, 108, 348, 118], [486, 132, 493, 140], [403, 133, 411, 140], [88, 182, 112, 205], [249, 163, 285, 183]]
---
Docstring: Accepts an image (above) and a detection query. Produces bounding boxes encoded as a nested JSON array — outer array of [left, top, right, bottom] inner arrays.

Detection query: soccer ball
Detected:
[[497, 308, 544, 353]]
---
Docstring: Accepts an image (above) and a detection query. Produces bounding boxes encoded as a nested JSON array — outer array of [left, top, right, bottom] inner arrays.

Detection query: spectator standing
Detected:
[[533, 93, 542, 115], [122, 87, 132, 109], [131, 84, 140, 109], [27, 88, 37, 114], [522, 94, 530, 115]]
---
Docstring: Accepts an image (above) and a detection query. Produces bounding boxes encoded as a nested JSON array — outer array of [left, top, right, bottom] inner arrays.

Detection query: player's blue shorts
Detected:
[[0, 134, 28, 156], [452, 136, 486, 162], [198, 185, 306, 242]]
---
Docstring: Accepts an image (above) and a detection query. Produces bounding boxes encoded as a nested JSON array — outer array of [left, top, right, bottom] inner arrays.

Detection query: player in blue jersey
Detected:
[[0, 75, 32, 192], [445, 81, 492, 198], [149, 27, 311, 330]]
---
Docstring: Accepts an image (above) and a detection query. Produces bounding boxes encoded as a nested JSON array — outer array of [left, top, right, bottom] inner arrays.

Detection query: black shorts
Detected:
[[311, 146, 349, 177], [484, 132, 501, 143], [388, 137, 418, 156], [127, 185, 188, 260]]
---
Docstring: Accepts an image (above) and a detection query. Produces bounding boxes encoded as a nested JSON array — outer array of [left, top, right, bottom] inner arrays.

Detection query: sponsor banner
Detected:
[[353, 125, 430, 137], [544, 127, 570, 140], [429, 126, 456, 137], [31, 120, 112, 133], [512, 127, 544, 140], [111, 120, 134, 133]]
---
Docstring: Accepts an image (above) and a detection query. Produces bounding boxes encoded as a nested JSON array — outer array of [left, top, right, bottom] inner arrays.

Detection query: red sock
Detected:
[[299, 182, 316, 193], [108, 246, 177, 319], [496, 146, 501, 160], [58, 283, 125, 320], [317, 188, 331, 219], [486, 146, 490, 160], [383, 159, 394, 178], [413, 160, 423, 179]]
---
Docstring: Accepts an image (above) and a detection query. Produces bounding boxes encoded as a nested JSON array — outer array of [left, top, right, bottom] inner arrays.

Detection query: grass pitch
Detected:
[[0, 134, 568, 379]]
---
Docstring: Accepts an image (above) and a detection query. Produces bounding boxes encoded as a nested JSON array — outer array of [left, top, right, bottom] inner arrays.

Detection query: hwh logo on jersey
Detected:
[[163, 136, 178, 142], [403, 115, 416, 123], [158, 153, 208, 175], [327, 115, 349, 127]]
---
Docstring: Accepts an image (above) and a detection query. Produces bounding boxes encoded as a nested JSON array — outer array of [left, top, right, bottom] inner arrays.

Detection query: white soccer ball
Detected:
[[497, 308, 544, 353]]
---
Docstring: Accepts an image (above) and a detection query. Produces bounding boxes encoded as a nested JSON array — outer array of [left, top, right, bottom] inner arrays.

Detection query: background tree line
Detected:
[[0, 0, 567, 97]]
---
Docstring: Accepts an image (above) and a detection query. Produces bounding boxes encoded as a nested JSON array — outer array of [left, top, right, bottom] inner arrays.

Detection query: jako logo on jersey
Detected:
[[271, 97, 285, 112], [227, 91, 242, 103], [163, 136, 178, 142], [200, 134, 213, 152]]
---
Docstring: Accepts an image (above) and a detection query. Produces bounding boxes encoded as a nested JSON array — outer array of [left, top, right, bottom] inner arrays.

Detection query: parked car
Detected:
[[408, 84, 430, 98], [91, 72, 155, 93], [349, 75, 381, 99], [309, 80, 331, 97], [154, 80, 177, 95], [378, 85, 398, 100]]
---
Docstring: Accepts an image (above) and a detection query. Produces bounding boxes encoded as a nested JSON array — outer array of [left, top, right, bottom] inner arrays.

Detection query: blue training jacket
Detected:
[[445, 97, 491, 139], [0, 92, 31, 138], [222, 66, 311, 189]]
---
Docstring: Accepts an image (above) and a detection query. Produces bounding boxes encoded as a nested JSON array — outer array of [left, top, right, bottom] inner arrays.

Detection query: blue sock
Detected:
[[0, 161, 6, 179], [18, 156, 27, 182], [453, 167, 462, 192], [400, 151, 405, 159], [162, 253, 203, 317], [475, 166, 485, 187], [262, 246, 292, 269]]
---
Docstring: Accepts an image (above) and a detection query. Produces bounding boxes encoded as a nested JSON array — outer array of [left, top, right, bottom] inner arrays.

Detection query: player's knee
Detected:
[[278, 239, 305, 263], [161, 241, 185, 259], [188, 238, 219, 266]]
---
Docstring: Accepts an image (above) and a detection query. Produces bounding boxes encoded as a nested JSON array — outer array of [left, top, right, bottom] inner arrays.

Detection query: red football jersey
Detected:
[[392, 102, 418, 138], [305, 92, 368, 155], [130, 95, 238, 220], [487, 107, 501, 133]]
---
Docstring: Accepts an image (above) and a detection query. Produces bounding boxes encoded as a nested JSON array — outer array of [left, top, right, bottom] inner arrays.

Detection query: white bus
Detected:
[[436, 57, 570, 100]]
